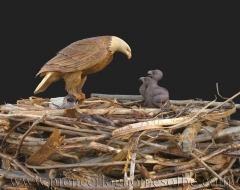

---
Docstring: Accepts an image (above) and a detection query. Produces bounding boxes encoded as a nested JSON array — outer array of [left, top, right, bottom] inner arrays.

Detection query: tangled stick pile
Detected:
[[0, 93, 240, 190]]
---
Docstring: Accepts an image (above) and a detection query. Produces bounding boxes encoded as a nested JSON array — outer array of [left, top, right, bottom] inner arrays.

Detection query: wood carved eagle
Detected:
[[34, 36, 132, 100]]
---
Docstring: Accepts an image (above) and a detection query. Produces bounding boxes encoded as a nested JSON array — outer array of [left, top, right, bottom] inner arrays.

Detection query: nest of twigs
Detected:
[[1, 93, 240, 190]]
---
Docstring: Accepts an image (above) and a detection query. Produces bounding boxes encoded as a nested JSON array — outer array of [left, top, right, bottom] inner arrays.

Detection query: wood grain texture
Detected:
[[37, 36, 112, 76]]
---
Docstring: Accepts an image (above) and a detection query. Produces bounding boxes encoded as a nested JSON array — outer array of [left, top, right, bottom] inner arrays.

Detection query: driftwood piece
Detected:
[[112, 116, 191, 138], [212, 122, 228, 138], [76, 111, 98, 125], [1, 108, 161, 117], [91, 93, 240, 109], [92, 114, 116, 126], [64, 134, 111, 144], [26, 159, 160, 169], [139, 140, 167, 150], [91, 93, 144, 100], [35, 125, 87, 136], [178, 121, 202, 154], [194, 126, 240, 143], [26, 129, 64, 165], [88, 141, 121, 153], [44, 120, 110, 134]]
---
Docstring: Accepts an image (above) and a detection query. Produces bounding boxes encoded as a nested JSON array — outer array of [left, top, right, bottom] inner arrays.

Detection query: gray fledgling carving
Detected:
[[145, 78, 170, 110], [138, 69, 171, 110]]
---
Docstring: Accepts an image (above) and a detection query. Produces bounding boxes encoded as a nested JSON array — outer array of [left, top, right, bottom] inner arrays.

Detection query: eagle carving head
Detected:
[[109, 36, 132, 59]]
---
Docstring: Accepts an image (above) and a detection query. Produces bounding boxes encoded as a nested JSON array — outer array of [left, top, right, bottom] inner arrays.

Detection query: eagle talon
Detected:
[[73, 93, 86, 101]]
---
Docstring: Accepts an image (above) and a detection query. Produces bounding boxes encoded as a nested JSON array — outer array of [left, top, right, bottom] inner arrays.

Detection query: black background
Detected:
[[0, 1, 240, 118]]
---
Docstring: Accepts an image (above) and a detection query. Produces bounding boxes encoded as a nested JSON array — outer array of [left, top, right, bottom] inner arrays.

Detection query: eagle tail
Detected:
[[34, 72, 61, 94]]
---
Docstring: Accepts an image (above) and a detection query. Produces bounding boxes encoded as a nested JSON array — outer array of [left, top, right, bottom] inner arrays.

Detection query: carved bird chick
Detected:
[[143, 74, 171, 110], [34, 36, 132, 100], [140, 69, 167, 99], [147, 69, 170, 97], [139, 70, 163, 100]]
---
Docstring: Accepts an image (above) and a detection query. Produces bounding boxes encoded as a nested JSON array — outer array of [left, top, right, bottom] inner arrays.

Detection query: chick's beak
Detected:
[[127, 52, 132, 59], [139, 77, 144, 81], [147, 71, 153, 76]]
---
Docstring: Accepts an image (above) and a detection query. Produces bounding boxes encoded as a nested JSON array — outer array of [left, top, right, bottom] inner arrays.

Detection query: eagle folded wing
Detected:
[[37, 37, 109, 76]]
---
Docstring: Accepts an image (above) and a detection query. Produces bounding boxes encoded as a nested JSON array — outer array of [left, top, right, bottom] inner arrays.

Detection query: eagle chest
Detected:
[[83, 51, 113, 75]]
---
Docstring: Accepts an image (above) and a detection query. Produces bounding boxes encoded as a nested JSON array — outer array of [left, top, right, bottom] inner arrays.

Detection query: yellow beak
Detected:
[[147, 71, 153, 75], [127, 52, 132, 59]]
